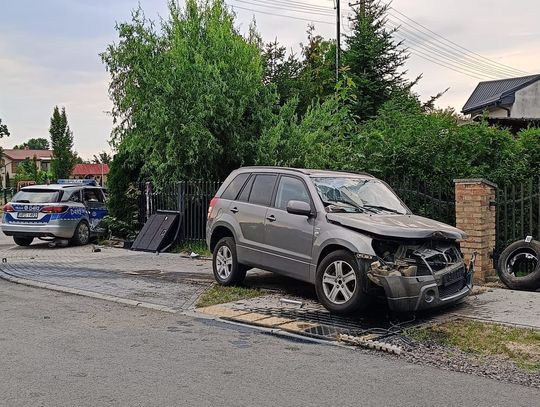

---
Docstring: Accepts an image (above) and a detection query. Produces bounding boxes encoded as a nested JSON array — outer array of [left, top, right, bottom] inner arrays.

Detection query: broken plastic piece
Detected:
[[280, 298, 304, 307]]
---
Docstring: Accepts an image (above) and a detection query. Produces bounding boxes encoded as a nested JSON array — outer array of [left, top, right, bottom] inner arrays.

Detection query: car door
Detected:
[[230, 173, 278, 268], [83, 187, 107, 233], [263, 175, 316, 281]]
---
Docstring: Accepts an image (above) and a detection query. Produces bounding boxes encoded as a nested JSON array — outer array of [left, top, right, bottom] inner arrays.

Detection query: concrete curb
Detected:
[[0, 269, 178, 314]]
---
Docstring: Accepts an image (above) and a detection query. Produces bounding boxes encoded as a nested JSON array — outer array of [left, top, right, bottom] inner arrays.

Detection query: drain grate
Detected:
[[234, 305, 399, 341]]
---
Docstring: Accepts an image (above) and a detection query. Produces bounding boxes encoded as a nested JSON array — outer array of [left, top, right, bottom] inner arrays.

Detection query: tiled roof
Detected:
[[72, 163, 110, 176], [462, 74, 540, 114], [2, 149, 53, 160]]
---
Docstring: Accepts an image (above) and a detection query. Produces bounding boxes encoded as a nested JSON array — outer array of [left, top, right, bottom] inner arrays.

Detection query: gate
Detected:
[[496, 178, 540, 252], [138, 181, 221, 243]]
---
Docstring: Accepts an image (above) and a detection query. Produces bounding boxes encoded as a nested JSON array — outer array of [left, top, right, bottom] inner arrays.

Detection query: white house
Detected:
[[462, 74, 540, 131]]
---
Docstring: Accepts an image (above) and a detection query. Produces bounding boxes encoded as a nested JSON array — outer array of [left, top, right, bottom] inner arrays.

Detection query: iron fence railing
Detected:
[[138, 181, 221, 243], [496, 177, 540, 252], [2, 188, 15, 205], [387, 177, 456, 226], [138, 177, 456, 246]]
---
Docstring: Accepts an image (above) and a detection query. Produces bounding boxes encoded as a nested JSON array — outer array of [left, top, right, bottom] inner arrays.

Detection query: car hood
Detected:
[[326, 213, 466, 240]]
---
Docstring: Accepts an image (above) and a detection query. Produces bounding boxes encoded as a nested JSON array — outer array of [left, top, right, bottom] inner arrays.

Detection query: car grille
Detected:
[[438, 277, 466, 298]]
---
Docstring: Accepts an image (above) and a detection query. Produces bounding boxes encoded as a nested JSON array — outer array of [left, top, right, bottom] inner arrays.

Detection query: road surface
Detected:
[[1, 280, 538, 406]]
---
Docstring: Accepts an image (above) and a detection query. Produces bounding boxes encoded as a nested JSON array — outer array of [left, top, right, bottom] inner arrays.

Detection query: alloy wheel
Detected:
[[322, 260, 357, 304], [216, 245, 233, 279]]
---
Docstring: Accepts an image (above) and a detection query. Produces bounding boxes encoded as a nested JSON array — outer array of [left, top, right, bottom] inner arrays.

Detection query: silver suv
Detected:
[[206, 167, 473, 314]]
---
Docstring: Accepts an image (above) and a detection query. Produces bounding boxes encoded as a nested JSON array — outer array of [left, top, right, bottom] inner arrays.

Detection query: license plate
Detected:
[[17, 212, 38, 219], [442, 268, 464, 285]]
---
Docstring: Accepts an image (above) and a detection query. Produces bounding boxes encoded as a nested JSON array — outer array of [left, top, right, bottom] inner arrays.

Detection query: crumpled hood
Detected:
[[326, 213, 466, 240]]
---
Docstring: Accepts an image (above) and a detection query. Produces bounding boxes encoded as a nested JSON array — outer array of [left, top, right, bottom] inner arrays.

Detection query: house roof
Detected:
[[462, 74, 540, 115], [2, 149, 53, 161], [72, 163, 110, 176]]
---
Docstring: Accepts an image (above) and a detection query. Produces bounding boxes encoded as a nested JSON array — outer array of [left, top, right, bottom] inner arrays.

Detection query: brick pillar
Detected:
[[454, 179, 497, 283]]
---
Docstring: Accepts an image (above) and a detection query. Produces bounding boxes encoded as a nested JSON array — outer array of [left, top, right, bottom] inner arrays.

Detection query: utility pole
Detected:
[[335, 0, 341, 82]]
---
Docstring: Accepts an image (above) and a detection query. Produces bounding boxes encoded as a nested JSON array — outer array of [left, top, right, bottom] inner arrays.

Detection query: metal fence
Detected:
[[387, 177, 456, 226], [2, 188, 15, 205], [496, 178, 540, 251], [138, 181, 221, 243], [138, 176, 457, 246]]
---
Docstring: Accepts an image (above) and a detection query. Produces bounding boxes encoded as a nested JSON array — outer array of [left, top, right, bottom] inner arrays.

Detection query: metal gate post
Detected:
[[145, 182, 152, 221]]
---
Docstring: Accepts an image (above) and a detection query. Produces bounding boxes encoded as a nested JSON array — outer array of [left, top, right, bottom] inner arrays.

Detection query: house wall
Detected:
[[487, 107, 510, 118], [512, 80, 540, 118]]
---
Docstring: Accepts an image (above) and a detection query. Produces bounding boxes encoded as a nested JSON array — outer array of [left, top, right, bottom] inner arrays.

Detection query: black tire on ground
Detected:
[[212, 237, 247, 286], [70, 221, 91, 246], [497, 239, 540, 291], [13, 236, 33, 246], [315, 250, 371, 315]]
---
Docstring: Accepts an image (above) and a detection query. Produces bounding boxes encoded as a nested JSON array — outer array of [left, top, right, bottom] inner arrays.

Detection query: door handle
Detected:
[[266, 214, 276, 222], [230, 207, 239, 214]]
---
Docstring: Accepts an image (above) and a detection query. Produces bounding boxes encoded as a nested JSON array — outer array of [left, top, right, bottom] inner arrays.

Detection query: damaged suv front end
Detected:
[[368, 237, 474, 312], [315, 175, 474, 313]]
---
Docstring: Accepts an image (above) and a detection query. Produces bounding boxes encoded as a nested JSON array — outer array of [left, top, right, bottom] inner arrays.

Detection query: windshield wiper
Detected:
[[323, 200, 366, 213], [13, 200, 31, 203], [363, 204, 405, 215]]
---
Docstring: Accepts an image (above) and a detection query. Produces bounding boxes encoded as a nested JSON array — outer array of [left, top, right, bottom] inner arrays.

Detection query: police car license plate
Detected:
[[17, 212, 38, 219]]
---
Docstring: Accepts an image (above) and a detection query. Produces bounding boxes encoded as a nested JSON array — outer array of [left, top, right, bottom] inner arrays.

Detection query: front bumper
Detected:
[[377, 267, 473, 312], [1, 222, 77, 239]]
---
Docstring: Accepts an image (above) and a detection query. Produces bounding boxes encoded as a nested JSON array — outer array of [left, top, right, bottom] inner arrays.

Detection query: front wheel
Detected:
[[71, 221, 90, 246], [13, 236, 34, 246], [315, 250, 371, 315], [212, 237, 246, 286]]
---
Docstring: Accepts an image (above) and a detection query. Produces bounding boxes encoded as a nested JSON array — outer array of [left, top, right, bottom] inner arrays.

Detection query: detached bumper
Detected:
[[377, 268, 473, 312], [1, 222, 76, 239]]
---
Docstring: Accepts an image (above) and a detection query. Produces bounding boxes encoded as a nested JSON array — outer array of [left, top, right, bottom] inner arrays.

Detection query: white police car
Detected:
[[1, 179, 108, 246]]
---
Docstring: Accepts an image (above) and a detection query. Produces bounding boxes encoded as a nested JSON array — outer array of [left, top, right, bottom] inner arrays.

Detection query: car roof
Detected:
[[20, 184, 102, 191], [238, 166, 375, 178]]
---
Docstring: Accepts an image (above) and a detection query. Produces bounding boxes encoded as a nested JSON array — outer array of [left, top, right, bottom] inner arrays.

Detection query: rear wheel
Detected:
[[315, 250, 371, 315], [212, 237, 246, 286], [13, 237, 33, 246], [70, 221, 90, 246]]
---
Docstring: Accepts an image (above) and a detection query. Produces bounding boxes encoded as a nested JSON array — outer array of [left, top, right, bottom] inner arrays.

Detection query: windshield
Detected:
[[11, 189, 61, 203], [311, 177, 409, 215]]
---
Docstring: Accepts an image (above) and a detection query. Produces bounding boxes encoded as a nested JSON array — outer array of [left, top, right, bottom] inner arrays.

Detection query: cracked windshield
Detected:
[[312, 177, 409, 214]]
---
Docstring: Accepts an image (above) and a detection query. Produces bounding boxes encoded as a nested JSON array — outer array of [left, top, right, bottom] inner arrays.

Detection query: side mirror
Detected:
[[286, 200, 312, 217]]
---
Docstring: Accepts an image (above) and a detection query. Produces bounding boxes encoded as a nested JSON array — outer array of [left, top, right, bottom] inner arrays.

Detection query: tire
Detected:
[[315, 250, 371, 315], [212, 237, 247, 286], [70, 221, 90, 246], [13, 237, 33, 246], [497, 239, 540, 291]]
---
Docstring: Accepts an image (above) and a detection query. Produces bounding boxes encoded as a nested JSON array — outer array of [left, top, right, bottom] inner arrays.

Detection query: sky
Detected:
[[0, 0, 539, 159]]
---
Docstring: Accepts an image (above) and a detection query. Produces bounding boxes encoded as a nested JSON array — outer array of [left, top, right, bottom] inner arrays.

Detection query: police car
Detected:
[[1, 179, 108, 246]]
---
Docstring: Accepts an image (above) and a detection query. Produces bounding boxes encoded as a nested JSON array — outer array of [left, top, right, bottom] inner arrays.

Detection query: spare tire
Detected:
[[497, 239, 540, 291]]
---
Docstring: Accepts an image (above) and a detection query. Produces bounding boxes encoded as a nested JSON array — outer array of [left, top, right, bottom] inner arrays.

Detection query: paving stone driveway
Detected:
[[0, 234, 213, 311]]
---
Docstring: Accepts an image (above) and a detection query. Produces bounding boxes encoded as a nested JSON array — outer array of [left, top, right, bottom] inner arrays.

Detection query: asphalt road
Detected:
[[1, 281, 539, 406]]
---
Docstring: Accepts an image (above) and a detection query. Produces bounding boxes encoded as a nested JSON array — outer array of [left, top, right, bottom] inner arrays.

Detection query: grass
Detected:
[[173, 241, 211, 257], [196, 284, 263, 308], [405, 319, 540, 371]]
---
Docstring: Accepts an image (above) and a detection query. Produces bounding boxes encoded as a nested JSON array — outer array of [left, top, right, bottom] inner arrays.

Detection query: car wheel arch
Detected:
[[210, 224, 236, 252]]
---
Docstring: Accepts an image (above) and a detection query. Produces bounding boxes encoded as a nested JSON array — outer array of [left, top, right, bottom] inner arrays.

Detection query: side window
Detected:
[[69, 191, 82, 203], [275, 177, 311, 210], [84, 189, 104, 203], [237, 175, 254, 202], [221, 173, 249, 200], [248, 174, 277, 206]]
